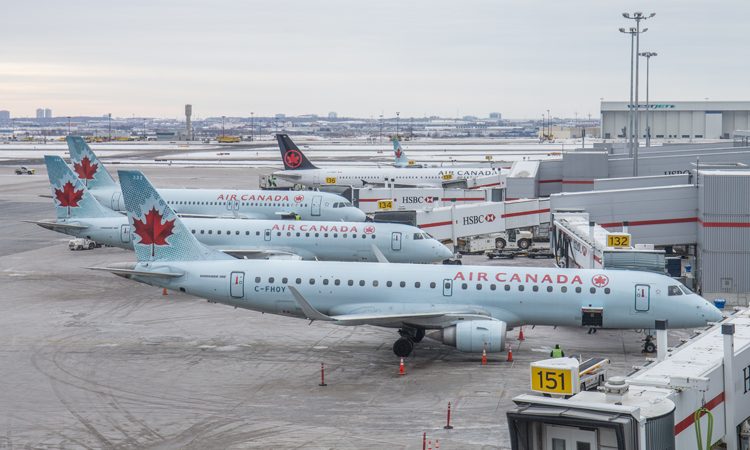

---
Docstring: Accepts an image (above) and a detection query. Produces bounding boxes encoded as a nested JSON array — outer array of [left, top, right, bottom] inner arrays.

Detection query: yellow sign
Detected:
[[325, 177, 337, 184], [531, 366, 574, 395], [607, 234, 631, 248], [377, 200, 393, 210], [442, 173, 454, 181]]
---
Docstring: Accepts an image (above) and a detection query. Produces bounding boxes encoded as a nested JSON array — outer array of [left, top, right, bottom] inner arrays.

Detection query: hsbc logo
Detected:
[[402, 196, 436, 204], [462, 213, 496, 226]]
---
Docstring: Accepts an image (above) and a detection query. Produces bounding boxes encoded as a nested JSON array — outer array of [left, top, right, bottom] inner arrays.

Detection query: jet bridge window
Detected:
[[668, 286, 683, 296]]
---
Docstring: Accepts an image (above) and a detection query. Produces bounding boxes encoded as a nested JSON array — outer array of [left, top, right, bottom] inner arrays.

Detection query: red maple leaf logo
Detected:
[[132, 207, 176, 257], [592, 274, 609, 288], [73, 156, 98, 185], [395, 148, 403, 158], [54, 181, 84, 216], [294, 195, 304, 203], [364, 225, 375, 234], [284, 150, 302, 168]]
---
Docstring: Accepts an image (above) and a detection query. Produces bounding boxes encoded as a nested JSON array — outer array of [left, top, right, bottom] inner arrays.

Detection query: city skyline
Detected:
[[3, 0, 749, 119]]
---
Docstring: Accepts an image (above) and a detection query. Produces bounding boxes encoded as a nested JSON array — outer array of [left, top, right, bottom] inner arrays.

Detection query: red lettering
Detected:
[[320, 225, 328, 232], [571, 275, 582, 285], [541, 274, 553, 283], [510, 273, 521, 283], [288, 224, 295, 231], [557, 274, 568, 284], [495, 272, 506, 282], [525, 273, 537, 283], [217, 194, 225, 200], [272, 224, 281, 231], [478, 272, 488, 282], [230, 194, 237, 201], [454, 272, 465, 281]]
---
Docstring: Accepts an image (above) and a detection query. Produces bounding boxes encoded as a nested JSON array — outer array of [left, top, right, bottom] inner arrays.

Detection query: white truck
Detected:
[[456, 229, 534, 254], [68, 238, 100, 251]]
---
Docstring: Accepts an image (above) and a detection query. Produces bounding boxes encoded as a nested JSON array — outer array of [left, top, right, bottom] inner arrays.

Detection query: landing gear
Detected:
[[642, 335, 656, 353], [392, 327, 425, 357], [393, 338, 414, 357]]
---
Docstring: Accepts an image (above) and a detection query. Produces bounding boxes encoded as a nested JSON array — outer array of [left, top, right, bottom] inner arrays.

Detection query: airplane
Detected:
[[273, 134, 506, 188], [91, 169, 724, 358], [34, 155, 452, 263], [392, 136, 412, 168], [65, 135, 365, 221]]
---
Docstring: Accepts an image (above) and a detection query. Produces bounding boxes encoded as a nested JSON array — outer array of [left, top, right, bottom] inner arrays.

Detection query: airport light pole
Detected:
[[108, 113, 112, 141], [396, 111, 400, 136], [619, 27, 636, 157], [67, 116, 71, 136], [622, 12, 655, 175], [221, 115, 225, 139], [546, 109, 551, 139], [251, 112, 254, 141], [379, 114, 383, 143], [639, 51, 657, 147]]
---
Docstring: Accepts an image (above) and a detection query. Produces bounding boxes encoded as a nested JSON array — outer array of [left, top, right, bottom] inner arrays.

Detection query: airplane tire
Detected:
[[644, 341, 656, 353], [393, 338, 414, 357]]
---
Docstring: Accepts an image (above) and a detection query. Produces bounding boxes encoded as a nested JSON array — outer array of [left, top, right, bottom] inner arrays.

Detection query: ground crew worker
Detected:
[[550, 344, 564, 358], [294, 214, 302, 221]]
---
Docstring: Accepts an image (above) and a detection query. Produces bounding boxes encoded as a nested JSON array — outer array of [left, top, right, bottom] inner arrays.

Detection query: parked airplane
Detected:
[[34, 156, 451, 263], [392, 137, 411, 168], [92, 169, 723, 357], [65, 136, 365, 221], [273, 134, 505, 188]]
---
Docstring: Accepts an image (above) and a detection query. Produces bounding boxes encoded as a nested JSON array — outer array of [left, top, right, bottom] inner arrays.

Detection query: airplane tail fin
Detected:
[[66, 136, 117, 190], [117, 170, 232, 262], [276, 134, 318, 170], [392, 136, 409, 167], [44, 155, 121, 220]]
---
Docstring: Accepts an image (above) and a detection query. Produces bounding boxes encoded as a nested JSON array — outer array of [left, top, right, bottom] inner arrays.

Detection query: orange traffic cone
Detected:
[[507, 347, 513, 362], [481, 348, 487, 366], [162, 287, 168, 296], [399, 357, 406, 376], [518, 327, 525, 341]]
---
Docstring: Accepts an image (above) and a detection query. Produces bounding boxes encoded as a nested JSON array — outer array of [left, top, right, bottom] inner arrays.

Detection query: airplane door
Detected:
[[230, 272, 244, 298], [391, 232, 402, 251], [264, 229, 272, 241], [227, 200, 239, 211], [120, 224, 130, 243], [311, 195, 322, 216], [443, 278, 453, 297], [634, 284, 650, 312], [111, 192, 121, 210]]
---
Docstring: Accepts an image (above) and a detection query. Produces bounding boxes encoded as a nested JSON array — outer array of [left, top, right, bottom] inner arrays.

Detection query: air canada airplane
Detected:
[[92, 169, 724, 358], [65, 136, 364, 221], [273, 134, 505, 188], [35, 156, 450, 263]]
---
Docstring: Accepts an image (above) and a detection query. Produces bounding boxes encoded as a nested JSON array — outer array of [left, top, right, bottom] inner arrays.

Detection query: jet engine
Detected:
[[435, 320, 507, 353]]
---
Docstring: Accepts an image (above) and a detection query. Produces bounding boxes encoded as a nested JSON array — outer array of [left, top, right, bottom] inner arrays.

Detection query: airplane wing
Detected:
[[88, 266, 184, 278], [25, 220, 88, 231], [220, 248, 303, 260], [288, 286, 494, 327]]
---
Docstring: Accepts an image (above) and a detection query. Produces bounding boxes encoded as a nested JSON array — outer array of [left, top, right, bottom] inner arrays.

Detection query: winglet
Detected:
[[288, 286, 333, 322], [370, 244, 389, 263]]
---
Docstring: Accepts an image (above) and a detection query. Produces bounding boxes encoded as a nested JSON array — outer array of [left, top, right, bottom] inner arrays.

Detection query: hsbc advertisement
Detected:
[[354, 187, 491, 213]]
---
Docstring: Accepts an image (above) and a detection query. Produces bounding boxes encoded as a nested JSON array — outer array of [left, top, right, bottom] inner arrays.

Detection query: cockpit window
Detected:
[[679, 285, 692, 295], [342, 201, 352, 207], [668, 285, 683, 296], [413, 233, 423, 240]]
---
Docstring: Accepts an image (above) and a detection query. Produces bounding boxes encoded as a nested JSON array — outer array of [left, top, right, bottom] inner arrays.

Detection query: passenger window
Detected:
[[268, 277, 274, 283], [590, 287, 596, 294], [282, 277, 288, 284], [236, 231, 239, 235], [387, 281, 393, 287], [575, 287, 582, 293], [373, 280, 379, 287], [490, 284, 496, 291], [359, 280, 365, 286], [400, 281, 406, 288], [668, 286, 683, 296], [604, 288, 611, 294], [335, 279, 341, 286], [217, 230, 222, 235], [343, 233, 348, 238], [191, 230, 195, 234], [461, 283, 468, 290], [309, 278, 315, 285], [415, 282, 421, 288], [348, 280, 353, 286], [518, 285, 524, 292], [504, 285, 510, 291], [430, 282, 436, 288], [547, 286, 553, 293], [255, 277, 261, 283], [476, 284, 482, 290], [295, 278, 301, 284], [532, 286, 539, 292], [208, 230, 212, 234], [323, 279, 329, 285], [561, 286, 568, 293]]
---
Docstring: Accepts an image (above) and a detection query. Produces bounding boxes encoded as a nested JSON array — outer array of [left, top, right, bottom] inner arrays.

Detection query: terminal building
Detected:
[[601, 101, 750, 140]]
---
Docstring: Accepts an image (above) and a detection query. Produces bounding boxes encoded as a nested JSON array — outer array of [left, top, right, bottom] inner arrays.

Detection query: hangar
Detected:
[[601, 100, 750, 140]]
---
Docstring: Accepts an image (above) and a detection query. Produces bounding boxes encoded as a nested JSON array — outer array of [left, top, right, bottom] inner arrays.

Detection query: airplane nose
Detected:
[[437, 244, 454, 260], [347, 208, 367, 222], [704, 301, 724, 323]]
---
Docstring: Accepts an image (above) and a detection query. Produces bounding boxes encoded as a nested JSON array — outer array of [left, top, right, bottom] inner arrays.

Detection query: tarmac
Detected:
[[0, 163, 696, 449]]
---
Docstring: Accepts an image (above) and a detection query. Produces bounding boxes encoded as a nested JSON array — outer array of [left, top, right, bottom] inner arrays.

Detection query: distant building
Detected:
[[44, 108, 52, 118], [275, 113, 286, 119], [0, 110, 9, 122], [328, 112, 338, 119], [489, 112, 502, 120], [36, 108, 44, 119]]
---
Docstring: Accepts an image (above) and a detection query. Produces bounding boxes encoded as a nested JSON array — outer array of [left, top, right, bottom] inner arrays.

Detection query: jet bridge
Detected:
[[507, 310, 750, 450], [551, 212, 666, 273]]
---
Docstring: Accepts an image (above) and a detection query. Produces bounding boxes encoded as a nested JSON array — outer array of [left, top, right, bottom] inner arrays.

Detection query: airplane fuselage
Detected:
[[274, 166, 505, 188], [89, 186, 365, 222], [130, 260, 721, 330], [46, 217, 452, 263]]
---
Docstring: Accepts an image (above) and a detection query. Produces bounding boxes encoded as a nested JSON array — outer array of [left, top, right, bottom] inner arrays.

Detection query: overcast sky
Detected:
[[2, 0, 749, 119]]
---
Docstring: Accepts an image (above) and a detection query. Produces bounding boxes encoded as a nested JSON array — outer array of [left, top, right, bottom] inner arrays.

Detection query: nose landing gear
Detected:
[[392, 327, 426, 357]]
